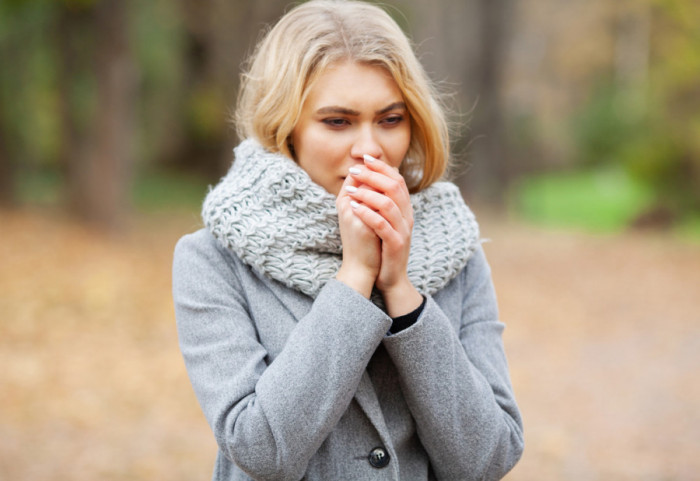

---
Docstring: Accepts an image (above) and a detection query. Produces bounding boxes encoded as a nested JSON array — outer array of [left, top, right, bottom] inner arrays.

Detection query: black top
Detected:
[[388, 296, 426, 335]]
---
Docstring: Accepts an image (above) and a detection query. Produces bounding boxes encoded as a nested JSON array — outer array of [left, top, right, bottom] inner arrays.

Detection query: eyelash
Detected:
[[322, 118, 350, 127], [382, 115, 404, 125], [321, 115, 405, 128]]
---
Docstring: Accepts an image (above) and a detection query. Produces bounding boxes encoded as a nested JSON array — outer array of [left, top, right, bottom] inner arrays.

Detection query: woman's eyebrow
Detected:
[[315, 102, 406, 116], [376, 102, 406, 115], [316, 106, 360, 115]]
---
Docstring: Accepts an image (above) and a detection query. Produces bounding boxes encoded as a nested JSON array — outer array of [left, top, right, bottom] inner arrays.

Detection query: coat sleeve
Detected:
[[382, 244, 524, 481], [172, 231, 392, 481]]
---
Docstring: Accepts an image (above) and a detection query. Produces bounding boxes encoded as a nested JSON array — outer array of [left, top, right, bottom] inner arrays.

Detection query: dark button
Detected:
[[368, 447, 390, 468]]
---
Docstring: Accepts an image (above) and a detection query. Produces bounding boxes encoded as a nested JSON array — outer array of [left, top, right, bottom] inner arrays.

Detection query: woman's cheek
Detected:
[[385, 128, 411, 169]]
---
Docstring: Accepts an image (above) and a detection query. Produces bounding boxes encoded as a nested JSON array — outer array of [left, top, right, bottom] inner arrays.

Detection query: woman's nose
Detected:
[[350, 126, 382, 160]]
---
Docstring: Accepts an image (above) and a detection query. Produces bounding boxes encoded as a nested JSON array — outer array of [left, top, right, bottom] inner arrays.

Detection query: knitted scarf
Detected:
[[203, 139, 480, 300]]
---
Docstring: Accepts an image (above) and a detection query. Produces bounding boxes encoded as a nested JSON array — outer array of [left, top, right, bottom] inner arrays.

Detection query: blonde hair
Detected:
[[235, 0, 450, 192]]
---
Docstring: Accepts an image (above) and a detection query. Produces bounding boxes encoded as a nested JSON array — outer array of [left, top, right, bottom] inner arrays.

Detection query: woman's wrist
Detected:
[[335, 264, 376, 299], [381, 278, 423, 318]]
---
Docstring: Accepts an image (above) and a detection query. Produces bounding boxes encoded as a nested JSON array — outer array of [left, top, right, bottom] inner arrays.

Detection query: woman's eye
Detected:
[[322, 118, 349, 128], [382, 115, 404, 126]]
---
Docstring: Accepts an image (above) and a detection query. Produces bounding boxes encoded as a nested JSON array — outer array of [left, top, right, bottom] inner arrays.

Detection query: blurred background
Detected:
[[1, 0, 698, 480]]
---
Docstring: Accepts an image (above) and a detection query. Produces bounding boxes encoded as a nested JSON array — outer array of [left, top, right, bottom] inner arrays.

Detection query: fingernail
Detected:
[[363, 154, 377, 163], [349, 167, 361, 175], [345, 185, 358, 193], [350, 200, 360, 209]]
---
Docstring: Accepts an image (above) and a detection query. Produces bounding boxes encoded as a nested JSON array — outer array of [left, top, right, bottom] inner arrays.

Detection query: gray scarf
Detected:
[[203, 139, 479, 299]]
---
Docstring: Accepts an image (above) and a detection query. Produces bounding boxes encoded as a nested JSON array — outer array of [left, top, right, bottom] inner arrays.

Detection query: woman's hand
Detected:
[[344, 155, 423, 316], [335, 174, 381, 299]]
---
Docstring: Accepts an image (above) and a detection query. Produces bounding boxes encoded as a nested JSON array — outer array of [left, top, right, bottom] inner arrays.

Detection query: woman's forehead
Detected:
[[304, 61, 403, 108]]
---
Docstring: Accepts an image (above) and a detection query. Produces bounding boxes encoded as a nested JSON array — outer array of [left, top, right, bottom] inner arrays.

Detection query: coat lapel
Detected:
[[258, 270, 392, 442], [354, 371, 392, 442]]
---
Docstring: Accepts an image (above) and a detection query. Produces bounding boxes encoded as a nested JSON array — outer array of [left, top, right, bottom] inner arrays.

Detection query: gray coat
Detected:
[[173, 229, 523, 481]]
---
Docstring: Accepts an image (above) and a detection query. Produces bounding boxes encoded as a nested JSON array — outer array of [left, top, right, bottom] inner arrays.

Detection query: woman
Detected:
[[173, 1, 523, 480]]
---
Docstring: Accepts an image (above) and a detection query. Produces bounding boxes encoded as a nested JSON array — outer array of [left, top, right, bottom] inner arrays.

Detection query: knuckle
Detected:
[[373, 216, 389, 231], [387, 180, 402, 197], [379, 197, 393, 212]]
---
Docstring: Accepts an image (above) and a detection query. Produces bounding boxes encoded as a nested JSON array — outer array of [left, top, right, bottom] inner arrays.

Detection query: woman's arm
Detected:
[[347, 157, 522, 478], [343, 155, 423, 316], [382, 246, 524, 481], [173, 231, 391, 480]]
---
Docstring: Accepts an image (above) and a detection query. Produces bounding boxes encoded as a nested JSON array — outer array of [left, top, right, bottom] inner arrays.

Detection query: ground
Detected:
[[1, 208, 698, 480]]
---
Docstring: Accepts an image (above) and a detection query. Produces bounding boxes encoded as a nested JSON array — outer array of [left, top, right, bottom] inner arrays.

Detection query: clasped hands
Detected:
[[335, 155, 423, 317]]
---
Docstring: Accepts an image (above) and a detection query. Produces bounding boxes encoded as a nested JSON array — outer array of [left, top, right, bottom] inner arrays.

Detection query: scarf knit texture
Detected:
[[202, 139, 480, 300]]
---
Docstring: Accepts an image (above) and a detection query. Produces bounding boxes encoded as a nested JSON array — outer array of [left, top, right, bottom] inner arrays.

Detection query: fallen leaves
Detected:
[[1, 208, 699, 480]]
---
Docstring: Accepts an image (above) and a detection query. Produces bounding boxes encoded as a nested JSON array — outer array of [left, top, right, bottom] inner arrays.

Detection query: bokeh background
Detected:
[[1, 0, 699, 479]]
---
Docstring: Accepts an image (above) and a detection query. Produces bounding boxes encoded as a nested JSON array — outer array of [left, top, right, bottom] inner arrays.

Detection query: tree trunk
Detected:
[[458, 0, 514, 205], [408, 0, 513, 205], [0, 115, 14, 207], [56, 4, 92, 216], [174, 0, 288, 176], [66, 0, 137, 230], [0, 17, 22, 207]]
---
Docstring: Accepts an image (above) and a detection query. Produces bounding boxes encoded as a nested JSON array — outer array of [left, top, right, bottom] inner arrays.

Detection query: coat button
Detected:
[[368, 447, 390, 468]]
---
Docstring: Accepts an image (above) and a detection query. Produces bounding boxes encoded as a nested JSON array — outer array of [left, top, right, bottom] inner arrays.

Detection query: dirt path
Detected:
[[480, 215, 700, 481], [1, 209, 698, 480]]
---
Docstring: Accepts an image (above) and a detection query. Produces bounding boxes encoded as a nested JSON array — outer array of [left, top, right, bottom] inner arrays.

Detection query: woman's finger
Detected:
[[349, 200, 404, 248], [363, 154, 403, 180], [348, 161, 411, 218], [345, 185, 411, 234]]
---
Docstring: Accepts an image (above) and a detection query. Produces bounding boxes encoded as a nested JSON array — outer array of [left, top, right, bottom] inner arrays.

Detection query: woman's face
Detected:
[[291, 61, 411, 196]]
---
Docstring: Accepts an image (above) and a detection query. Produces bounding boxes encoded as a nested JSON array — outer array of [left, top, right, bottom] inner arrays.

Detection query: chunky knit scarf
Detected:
[[203, 139, 480, 300]]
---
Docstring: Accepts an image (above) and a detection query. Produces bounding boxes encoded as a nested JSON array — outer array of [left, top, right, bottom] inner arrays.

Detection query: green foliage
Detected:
[[571, 84, 639, 168], [570, 13, 700, 220], [0, 0, 194, 168], [646, 0, 700, 210], [675, 213, 700, 241], [568, 0, 700, 226], [16, 166, 63, 205], [131, 169, 210, 213], [17, 165, 209, 213], [0, 0, 59, 167], [511, 167, 655, 232], [3, 0, 699, 224], [571, 85, 692, 208], [187, 86, 226, 142], [131, 0, 187, 163]]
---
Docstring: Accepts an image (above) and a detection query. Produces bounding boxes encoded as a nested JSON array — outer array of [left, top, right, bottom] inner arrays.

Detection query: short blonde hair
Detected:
[[235, 0, 450, 192]]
